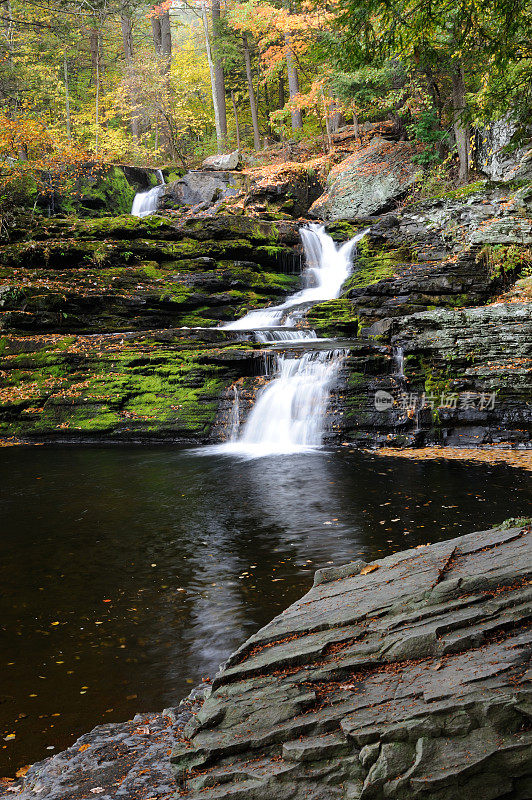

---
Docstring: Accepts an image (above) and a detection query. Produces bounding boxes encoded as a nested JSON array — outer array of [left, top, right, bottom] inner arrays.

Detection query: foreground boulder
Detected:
[[309, 137, 422, 219], [3, 522, 530, 799], [171, 523, 531, 800]]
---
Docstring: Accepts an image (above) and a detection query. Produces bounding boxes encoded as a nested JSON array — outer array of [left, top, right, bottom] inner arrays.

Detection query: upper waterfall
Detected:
[[222, 224, 366, 330], [131, 170, 165, 217]]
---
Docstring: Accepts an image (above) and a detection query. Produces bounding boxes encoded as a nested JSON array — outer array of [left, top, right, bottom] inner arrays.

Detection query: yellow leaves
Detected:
[[78, 744, 91, 752], [360, 564, 379, 575]]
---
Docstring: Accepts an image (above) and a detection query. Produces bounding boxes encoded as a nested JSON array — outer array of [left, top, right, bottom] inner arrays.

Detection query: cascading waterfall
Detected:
[[225, 350, 346, 456], [222, 224, 365, 331], [200, 224, 368, 458], [131, 169, 165, 217]]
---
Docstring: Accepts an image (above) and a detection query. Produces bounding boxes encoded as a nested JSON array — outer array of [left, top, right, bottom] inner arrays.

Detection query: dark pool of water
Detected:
[[0, 446, 530, 774]]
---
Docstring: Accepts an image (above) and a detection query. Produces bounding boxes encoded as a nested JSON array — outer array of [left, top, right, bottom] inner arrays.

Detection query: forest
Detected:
[[1, 0, 531, 213]]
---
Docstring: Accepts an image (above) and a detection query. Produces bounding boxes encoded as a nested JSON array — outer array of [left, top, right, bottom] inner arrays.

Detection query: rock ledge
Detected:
[[172, 523, 531, 800]]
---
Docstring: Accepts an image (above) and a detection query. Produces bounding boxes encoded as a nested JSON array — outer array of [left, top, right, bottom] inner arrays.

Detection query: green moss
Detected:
[[306, 299, 359, 337], [59, 166, 136, 218], [478, 244, 532, 279], [344, 241, 411, 290], [325, 221, 357, 241]]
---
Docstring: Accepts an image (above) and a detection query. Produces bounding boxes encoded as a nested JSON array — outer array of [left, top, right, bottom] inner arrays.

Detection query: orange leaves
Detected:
[[360, 564, 380, 575]]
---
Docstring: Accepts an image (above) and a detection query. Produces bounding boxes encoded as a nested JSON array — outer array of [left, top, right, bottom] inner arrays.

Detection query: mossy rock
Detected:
[[60, 166, 136, 217], [306, 299, 359, 337], [345, 240, 414, 291]]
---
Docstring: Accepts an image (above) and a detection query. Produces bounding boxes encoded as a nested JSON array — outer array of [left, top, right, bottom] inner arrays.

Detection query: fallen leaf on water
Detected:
[[3, 734, 15, 741], [16, 766, 30, 778], [360, 564, 379, 575]]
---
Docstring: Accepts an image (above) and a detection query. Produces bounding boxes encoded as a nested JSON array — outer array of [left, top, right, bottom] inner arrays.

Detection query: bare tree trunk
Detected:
[[242, 34, 260, 150], [151, 8, 171, 72], [452, 63, 469, 183], [121, 11, 140, 139], [89, 25, 100, 153], [63, 56, 71, 139], [329, 102, 344, 132], [121, 12, 133, 62], [201, 0, 223, 153], [211, 0, 227, 143], [284, 35, 302, 130], [231, 90, 241, 151], [278, 75, 285, 108], [321, 89, 332, 151]]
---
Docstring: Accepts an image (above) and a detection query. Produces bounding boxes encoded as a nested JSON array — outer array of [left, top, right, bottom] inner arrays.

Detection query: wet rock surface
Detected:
[[1, 692, 204, 800], [3, 524, 530, 800], [170, 523, 532, 800]]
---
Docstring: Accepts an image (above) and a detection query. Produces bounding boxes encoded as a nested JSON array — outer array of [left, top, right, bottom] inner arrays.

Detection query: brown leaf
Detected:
[[360, 564, 379, 575]]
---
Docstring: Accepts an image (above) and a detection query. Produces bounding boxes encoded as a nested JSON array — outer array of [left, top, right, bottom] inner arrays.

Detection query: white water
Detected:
[[222, 224, 367, 331], [196, 224, 368, 458], [220, 350, 345, 456], [131, 170, 165, 217]]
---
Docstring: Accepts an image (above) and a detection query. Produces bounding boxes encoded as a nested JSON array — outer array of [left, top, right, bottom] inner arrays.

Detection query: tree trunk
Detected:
[[352, 109, 359, 138], [201, 0, 223, 152], [321, 89, 332, 151], [89, 25, 100, 153], [242, 34, 261, 151], [329, 103, 344, 132], [452, 64, 469, 183], [63, 56, 71, 139], [231, 90, 241, 151], [284, 36, 302, 130], [121, 12, 140, 139], [211, 0, 227, 143], [151, 8, 171, 73], [121, 12, 134, 62], [278, 75, 285, 108]]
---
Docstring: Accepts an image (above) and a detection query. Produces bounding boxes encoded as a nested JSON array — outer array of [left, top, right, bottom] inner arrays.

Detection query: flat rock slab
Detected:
[[171, 524, 532, 800]]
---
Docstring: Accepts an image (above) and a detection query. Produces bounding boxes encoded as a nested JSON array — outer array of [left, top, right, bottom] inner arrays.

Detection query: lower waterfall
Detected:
[[204, 224, 368, 458], [223, 351, 346, 456]]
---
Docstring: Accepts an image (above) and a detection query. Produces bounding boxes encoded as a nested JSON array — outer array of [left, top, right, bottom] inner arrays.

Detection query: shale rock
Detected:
[[171, 523, 532, 800], [162, 171, 244, 210], [309, 138, 422, 220]]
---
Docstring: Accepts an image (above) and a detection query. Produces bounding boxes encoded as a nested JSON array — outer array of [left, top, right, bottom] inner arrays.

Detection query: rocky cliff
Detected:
[[170, 522, 531, 800]]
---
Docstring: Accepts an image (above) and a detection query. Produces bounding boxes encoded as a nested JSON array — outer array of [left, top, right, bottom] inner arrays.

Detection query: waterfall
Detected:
[[131, 170, 165, 217], [393, 346, 405, 379], [198, 224, 368, 458], [224, 350, 346, 456], [228, 385, 241, 442], [222, 224, 366, 331]]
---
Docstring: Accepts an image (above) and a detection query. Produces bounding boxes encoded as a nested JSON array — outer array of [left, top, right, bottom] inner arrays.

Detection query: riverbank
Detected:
[[3, 520, 530, 799]]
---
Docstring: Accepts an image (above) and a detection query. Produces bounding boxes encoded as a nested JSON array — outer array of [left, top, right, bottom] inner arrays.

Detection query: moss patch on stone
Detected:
[[306, 299, 359, 337]]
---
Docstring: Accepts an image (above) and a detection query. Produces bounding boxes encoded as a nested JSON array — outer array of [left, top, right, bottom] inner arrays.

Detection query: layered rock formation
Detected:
[[1, 152, 531, 448], [169, 522, 531, 800], [0, 215, 300, 442], [5, 522, 530, 800]]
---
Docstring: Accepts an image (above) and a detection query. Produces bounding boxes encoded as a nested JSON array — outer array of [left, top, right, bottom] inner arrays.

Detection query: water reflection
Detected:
[[0, 446, 530, 774]]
